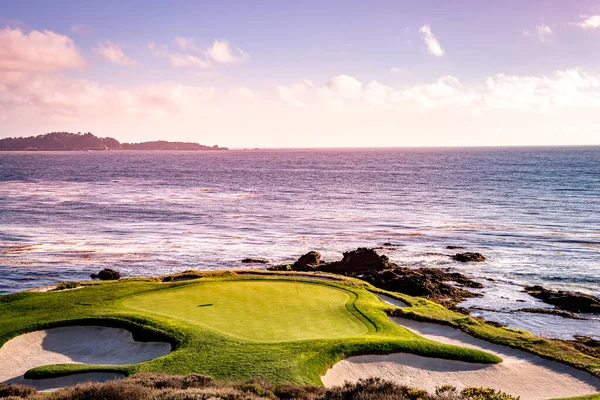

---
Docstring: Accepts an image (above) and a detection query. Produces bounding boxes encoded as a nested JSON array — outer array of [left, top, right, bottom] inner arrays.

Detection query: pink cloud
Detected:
[[0, 28, 85, 72], [94, 41, 137, 66]]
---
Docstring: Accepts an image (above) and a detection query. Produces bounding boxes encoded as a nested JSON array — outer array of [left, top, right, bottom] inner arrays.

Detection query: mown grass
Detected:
[[0, 273, 499, 385], [120, 280, 369, 342]]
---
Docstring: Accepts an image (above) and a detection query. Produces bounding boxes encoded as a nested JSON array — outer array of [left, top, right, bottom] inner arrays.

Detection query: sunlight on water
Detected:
[[1, 148, 599, 339]]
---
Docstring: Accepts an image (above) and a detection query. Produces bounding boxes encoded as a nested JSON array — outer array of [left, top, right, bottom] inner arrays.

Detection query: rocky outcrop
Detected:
[[271, 248, 483, 307], [91, 268, 121, 280], [320, 248, 393, 274], [524, 285, 600, 314], [241, 258, 269, 264], [292, 251, 322, 271], [451, 252, 486, 262]]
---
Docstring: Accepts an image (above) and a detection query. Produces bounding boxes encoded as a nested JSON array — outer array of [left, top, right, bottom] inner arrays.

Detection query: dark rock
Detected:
[[451, 252, 486, 262], [241, 258, 269, 264], [446, 246, 465, 249], [91, 268, 121, 280], [292, 251, 322, 271], [524, 285, 600, 314], [278, 247, 483, 307], [519, 307, 588, 320], [320, 248, 393, 274]]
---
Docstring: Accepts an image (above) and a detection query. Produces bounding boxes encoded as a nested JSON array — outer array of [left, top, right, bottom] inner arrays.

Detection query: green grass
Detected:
[[121, 280, 368, 342], [0, 273, 499, 385]]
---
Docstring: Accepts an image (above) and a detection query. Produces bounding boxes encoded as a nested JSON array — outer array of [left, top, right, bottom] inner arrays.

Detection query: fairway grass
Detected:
[[121, 280, 368, 342], [0, 274, 501, 385]]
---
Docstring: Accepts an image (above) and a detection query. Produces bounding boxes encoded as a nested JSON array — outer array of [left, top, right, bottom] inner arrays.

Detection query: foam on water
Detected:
[[1, 148, 599, 339]]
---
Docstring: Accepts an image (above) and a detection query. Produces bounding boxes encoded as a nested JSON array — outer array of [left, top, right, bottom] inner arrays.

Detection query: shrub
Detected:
[[240, 383, 274, 398], [325, 377, 415, 400], [460, 387, 519, 400], [0, 383, 35, 398], [50, 381, 150, 400], [274, 383, 324, 400], [54, 281, 80, 291]]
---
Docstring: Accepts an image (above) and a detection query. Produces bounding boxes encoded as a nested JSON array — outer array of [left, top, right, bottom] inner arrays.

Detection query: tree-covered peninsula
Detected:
[[0, 132, 228, 151]]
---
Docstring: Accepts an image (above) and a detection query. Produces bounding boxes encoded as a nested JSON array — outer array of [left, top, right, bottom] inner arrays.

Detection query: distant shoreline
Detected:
[[0, 132, 228, 152]]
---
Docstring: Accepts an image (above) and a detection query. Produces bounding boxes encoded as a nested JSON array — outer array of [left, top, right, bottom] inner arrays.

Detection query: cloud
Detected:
[[537, 24, 552, 42], [148, 38, 247, 68], [230, 86, 257, 101], [277, 80, 313, 108], [94, 42, 137, 66], [324, 75, 362, 98], [390, 67, 406, 73], [276, 68, 600, 113], [148, 41, 210, 69], [174, 36, 195, 50], [168, 54, 210, 69], [206, 40, 248, 64], [418, 25, 444, 56], [0, 28, 85, 72], [575, 15, 600, 30], [70, 24, 89, 33]]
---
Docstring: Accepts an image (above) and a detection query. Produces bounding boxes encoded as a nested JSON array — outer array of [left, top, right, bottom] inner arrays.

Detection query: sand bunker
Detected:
[[323, 315, 600, 400], [0, 326, 171, 389]]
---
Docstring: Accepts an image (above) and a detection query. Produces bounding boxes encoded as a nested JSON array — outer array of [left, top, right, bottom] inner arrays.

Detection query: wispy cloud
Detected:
[[536, 24, 552, 41], [206, 40, 248, 64], [523, 23, 552, 43], [70, 24, 89, 34], [574, 15, 600, 30], [148, 38, 248, 69], [418, 25, 444, 56], [94, 42, 137, 66]]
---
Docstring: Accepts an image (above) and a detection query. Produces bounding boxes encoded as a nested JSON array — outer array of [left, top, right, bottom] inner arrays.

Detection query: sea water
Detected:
[[1, 148, 599, 339]]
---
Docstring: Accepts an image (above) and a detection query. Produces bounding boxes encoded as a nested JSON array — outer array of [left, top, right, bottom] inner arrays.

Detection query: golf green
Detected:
[[121, 280, 369, 342]]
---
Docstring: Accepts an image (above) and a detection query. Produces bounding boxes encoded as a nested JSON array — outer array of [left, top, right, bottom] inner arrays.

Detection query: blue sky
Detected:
[[1, 1, 599, 146]]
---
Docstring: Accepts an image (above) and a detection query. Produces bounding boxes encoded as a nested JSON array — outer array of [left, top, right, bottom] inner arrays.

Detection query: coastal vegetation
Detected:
[[0, 375, 526, 400], [0, 132, 228, 151]]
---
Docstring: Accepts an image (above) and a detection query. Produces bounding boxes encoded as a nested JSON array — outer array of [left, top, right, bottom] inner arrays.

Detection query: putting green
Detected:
[[121, 280, 369, 342]]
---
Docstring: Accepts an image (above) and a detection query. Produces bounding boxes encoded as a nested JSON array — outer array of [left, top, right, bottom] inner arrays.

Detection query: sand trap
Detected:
[[323, 315, 600, 400], [0, 326, 171, 389]]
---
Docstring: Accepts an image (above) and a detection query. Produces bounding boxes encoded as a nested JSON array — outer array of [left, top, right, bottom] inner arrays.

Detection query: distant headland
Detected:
[[0, 132, 228, 151]]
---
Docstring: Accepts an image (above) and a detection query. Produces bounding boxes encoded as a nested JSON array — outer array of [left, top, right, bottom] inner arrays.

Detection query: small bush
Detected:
[[274, 383, 324, 400], [240, 383, 274, 398], [54, 281, 80, 291], [50, 381, 150, 400], [460, 387, 519, 400], [0, 383, 35, 398]]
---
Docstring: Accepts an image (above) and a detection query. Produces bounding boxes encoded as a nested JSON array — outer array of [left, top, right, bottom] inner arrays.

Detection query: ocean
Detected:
[[1, 147, 599, 339]]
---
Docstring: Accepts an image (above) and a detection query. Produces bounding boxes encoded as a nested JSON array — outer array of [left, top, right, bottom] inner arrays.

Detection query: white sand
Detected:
[[322, 315, 600, 399], [0, 326, 171, 389]]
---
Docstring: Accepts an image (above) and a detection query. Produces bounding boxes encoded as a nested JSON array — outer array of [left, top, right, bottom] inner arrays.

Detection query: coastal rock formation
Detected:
[[273, 248, 483, 307], [524, 285, 600, 314], [320, 248, 393, 274], [292, 251, 322, 270], [91, 268, 121, 280], [241, 258, 269, 264], [451, 252, 486, 262]]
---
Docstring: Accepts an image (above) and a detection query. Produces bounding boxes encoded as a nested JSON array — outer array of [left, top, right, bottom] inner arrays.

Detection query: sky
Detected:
[[1, 0, 599, 148]]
